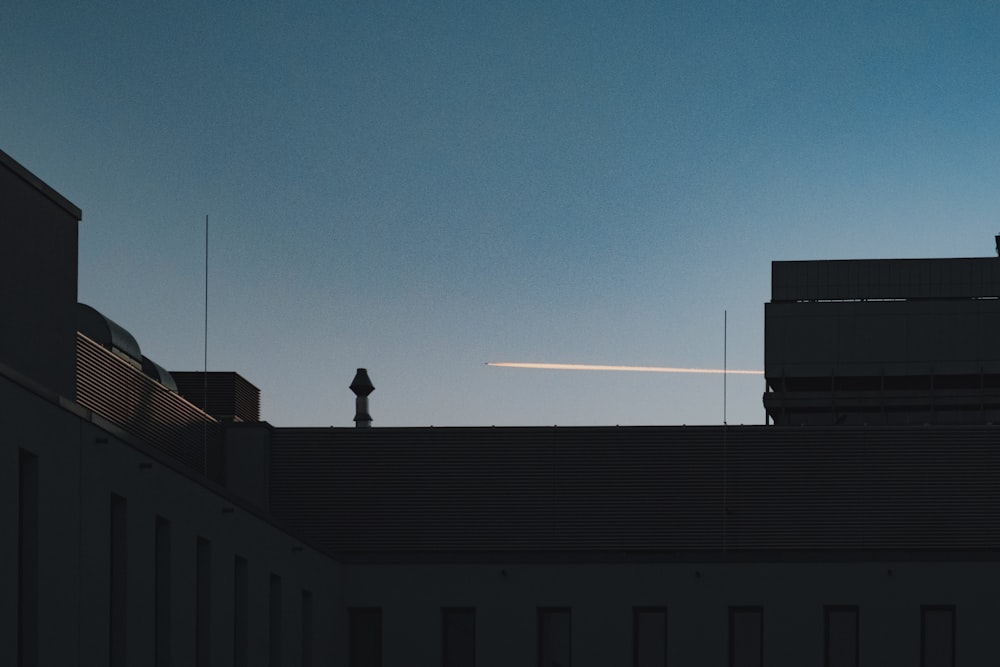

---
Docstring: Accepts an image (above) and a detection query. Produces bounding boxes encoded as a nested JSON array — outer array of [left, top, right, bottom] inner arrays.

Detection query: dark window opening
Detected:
[[783, 377, 834, 392], [18, 450, 38, 667], [155, 517, 171, 667], [301, 590, 313, 667], [349, 607, 382, 667], [538, 607, 571, 667], [633, 607, 667, 667], [921, 605, 955, 667], [824, 606, 858, 667], [234, 556, 248, 667], [884, 375, 933, 391], [834, 376, 882, 392], [729, 607, 762, 667], [109, 494, 127, 667], [195, 538, 211, 667], [269, 574, 283, 667], [442, 608, 475, 667]]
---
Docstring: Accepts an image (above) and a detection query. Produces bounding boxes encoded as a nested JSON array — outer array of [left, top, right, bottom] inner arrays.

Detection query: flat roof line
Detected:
[[0, 147, 82, 220]]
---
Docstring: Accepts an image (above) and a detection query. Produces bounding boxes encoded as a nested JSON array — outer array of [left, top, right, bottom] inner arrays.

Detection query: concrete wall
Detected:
[[1, 370, 343, 666], [772, 257, 1000, 302], [766, 299, 1000, 378], [766, 258, 1000, 425], [0, 150, 80, 399], [343, 558, 992, 666]]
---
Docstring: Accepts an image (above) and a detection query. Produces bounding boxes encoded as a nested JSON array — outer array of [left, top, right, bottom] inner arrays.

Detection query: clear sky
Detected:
[[4, 2, 1000, 426]]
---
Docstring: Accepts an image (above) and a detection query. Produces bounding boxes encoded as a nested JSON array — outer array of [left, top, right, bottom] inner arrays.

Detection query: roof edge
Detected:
[[0, 147, 82, 220], [773, 256, 999, 265]]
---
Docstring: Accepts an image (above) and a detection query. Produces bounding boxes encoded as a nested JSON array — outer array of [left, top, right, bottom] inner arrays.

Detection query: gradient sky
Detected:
[[4, 2, 1000, 426]]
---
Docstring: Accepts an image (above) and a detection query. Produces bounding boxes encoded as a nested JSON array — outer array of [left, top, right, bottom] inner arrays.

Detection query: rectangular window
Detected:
[[824, 606, 858, 667], [442, 608, 475, 667], [921, 605, 955, 667], [633, 607, 667, 667], [196, 538, 212, 667], [109, 494, 128, 667], [270, 573, 283, 667], [729, 607, 762, 667], [301, 590, 314, 667], [155, 517, 172, 667], [349, 607, 383, 667], [234, 556, 249, 667], [18, 449, 38, 667], [538, 607, 571, 667]]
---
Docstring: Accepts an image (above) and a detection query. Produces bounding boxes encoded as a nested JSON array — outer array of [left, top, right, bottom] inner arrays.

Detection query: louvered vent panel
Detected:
[[76, 333, 216, 472], [172, 371, 261, 422]]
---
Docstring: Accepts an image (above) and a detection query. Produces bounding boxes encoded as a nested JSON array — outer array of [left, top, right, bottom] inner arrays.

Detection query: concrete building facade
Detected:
[[1, 148, 342, 667], [765, 257, 1000, 426], [2, 147, 991, 665]]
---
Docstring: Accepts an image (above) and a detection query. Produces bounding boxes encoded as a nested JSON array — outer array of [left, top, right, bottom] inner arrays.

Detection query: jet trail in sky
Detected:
[[486, 362, 764, 375]]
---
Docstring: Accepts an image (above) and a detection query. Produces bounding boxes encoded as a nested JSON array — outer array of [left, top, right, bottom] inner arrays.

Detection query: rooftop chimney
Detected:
[[350, 368, 374, 428]]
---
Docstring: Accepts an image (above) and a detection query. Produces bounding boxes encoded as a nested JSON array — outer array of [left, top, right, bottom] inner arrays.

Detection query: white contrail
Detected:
[[486, 362, 764, 375]]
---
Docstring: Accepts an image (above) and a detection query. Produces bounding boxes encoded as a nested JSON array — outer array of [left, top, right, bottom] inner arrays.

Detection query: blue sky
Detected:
[[4, 2, 1000, 426]]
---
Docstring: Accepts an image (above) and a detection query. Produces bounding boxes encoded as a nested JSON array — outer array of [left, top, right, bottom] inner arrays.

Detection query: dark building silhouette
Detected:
[[766, 257, 1000, 426], [0, 149, 79, 399], [1, 147, 988, 665]]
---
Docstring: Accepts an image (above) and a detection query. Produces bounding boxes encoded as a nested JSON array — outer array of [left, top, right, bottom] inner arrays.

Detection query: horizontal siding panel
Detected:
[[268, 424, 1000, 554], [172, 371, 260, 422]]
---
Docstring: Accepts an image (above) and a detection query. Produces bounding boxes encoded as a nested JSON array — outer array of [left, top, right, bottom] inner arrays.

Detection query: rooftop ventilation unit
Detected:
[[77, 303, 142, 370], [350, 368, 374, 428], [171, 372, 261, 422]]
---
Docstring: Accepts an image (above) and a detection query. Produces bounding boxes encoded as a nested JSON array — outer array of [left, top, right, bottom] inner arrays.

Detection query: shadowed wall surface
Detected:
[[767, 258, 1000, 425], [268, 424, 1000, 555], [0, 149, 80, 399]]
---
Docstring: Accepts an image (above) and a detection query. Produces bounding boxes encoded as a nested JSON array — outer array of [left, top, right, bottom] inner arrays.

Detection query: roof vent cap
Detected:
[[350, 368, 374, 428]]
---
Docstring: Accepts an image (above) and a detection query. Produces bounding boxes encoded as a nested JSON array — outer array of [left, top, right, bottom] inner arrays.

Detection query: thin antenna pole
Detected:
[[204, 214, 209, 383], [723, 309, 728, 552], [202, 215, 209, 466], [723, 310, 727, 425]]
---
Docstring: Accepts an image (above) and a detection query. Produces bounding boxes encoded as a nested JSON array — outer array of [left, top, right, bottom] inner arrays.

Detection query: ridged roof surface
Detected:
[[269, 425, 1000, 557]]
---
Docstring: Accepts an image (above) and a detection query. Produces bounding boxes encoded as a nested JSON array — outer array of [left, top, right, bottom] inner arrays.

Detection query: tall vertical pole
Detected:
[[723, 310, 728, 425], [203, 215, 209, 466], [204, 214, 209, 389], [723, 310, 728, 551]]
